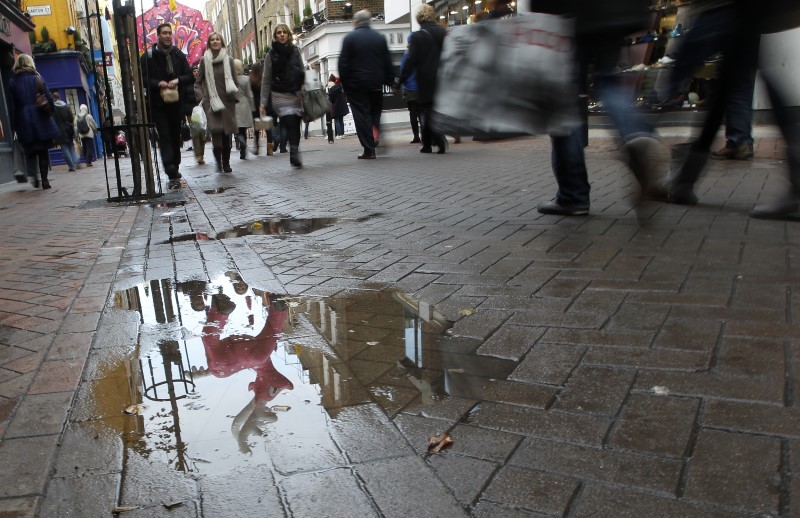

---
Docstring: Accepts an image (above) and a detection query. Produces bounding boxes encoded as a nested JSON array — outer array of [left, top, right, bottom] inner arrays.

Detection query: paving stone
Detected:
[[511, 437, 682, 493], [448, 310, 513, 341], [583, 346, 709, 371], [198, 466, 282, 516], [481, 465, 578, 515], [0, 497, 38, 517], [608, 394, 699, 457], [447, 424, 522, 463], [703, 400, 800, 438], [0, 435, 59, 498], [3, 391, 72, 438], [471, 500, 541, 517], [572, 484, 736, 517], [509, 343, 585, 386], [714, 337, 786, 378], [355, 455, 466, 517], [39, 473, 119, 517], [634, 371, 784, 404], [684, 429, 781, 514], [654, 317, 724, 351], [476, 325, 545, 361], [401, 395, 478, 423], [469, 401, 611, 445], [28, 358, 86, 394], [393, 413, 454, 456], [508, 310, 607, 329], [53, 419, 126, 477], [282, 468, 377, 517], [553, 366, 635, 415], [541, 328, 655, 348], [329, 403, 411, 463], [46, 332, 95, 361], [428, 454, 497, 506], [119, 451, 198, 508], [480, 379, 555, 409]]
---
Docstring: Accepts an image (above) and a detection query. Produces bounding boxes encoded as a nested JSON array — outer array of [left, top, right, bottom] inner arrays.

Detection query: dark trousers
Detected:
[[25, 148, 50, 181], [281, 115, 301, 148], [407, 100, 421, 139], [550, 127, 590, 207], [152, 106, 183, 179], [418, 102, 445, 150], [334, 117, 344, 136], [347, 89, 383, 155], [80, 137, 95, 165]]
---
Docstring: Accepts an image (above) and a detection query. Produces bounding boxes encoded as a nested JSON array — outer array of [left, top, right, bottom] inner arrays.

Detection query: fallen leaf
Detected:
[[652, 386, 670, 395], [428, 433, 454, 453], [459, 308, 477, 317], [112, 506, 139, 513], [271, 405, 291, 412], [366, 341, 379, 346], [123, 404, 145, 416], [162, 500, 183, 509]]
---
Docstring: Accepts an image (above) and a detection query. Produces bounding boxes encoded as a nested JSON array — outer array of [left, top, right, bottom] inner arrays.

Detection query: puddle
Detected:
[[162, 217, 337, 243], [102, 274, 513, 473]]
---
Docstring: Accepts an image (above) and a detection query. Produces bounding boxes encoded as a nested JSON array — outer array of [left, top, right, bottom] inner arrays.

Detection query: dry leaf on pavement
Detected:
[[427, 433, 454, 453]]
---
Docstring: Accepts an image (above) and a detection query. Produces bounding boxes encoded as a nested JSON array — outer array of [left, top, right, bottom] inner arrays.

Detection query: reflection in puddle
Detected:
[[203, 187, 234, 194], [163, 217, 337, 243], [106, 275, 513, 474]]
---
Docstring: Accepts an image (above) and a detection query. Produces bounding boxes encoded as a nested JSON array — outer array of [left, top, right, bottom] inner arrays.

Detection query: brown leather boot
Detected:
[[267, 143, 274, 156]]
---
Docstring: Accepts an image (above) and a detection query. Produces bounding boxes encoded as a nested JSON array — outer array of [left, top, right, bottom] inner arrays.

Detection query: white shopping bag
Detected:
[[304, 69, 322, 91], [432, 13, 580, 138], [189, 104, 207, 135]]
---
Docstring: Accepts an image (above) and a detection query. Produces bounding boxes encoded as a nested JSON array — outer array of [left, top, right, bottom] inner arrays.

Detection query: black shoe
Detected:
[[32, 177, 40, 188], [436, 147, 446, 154], [223, 165, 232, 173], [41, 180, 51, 190], [751, 194, 800, 220], [537, 201, 589, 216], [357, 153, 376, 160], [420, 147, 432, 153], [410, 138, 421, 144]]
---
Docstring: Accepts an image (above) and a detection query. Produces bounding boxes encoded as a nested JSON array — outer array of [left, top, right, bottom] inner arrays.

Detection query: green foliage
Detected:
[[303, 0, 312, 19], [292, 11, 301, 28], [29, 31, 36, 45], [40, 26, 49, 43]]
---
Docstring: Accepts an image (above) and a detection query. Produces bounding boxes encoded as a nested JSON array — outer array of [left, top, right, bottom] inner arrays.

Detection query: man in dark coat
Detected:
[[140, 22, 194, 187], [338, 10, 394, 159], [52, 92, 78, 171], [396, 4, 447, 154]]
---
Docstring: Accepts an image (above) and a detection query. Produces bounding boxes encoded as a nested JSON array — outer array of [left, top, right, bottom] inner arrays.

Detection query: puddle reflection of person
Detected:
[[198, 291, 291, 454]]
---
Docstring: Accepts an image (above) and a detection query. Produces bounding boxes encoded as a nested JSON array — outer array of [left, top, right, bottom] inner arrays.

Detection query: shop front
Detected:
[[0, 1, 36, 183]]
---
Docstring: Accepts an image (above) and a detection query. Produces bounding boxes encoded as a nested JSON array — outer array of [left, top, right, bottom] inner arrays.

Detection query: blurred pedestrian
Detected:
[[234, 59, 254, 160], [532, 0, 665, 214], [249, 62, 273, 155], [396, 4, 447, 154], [197, 32, 239, 173], [76, 104, 98, 167], [260, 24, 305, 168], [399, 34, 421, 144], [661, 1, 800, 219], [327, 74, 348, 139], [191, 65, 207, 164], [339, 10, 394, 159], [7, 53, 59, 189], [52, 92, 78, 172], [140, 22, 194, 188]]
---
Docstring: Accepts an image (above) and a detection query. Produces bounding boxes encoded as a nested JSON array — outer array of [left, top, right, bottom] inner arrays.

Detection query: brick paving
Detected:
[[0, 126, 796, 516]]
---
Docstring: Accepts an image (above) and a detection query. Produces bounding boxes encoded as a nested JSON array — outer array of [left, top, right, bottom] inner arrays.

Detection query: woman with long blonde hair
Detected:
[[196, 32, 239, 172]]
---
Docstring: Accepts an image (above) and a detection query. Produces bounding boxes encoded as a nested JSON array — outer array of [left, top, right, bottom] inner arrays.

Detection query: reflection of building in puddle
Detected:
[[161, 217, 338, 243], [290, 291, 500, 417]]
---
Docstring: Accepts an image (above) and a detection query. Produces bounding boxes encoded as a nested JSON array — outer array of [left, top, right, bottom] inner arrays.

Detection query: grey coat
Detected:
[[235, 75, 254, 128], [198, 56, 238, 134]]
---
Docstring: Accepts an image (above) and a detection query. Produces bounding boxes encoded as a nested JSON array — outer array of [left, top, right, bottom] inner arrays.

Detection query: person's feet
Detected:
[[711, 142, 754, 160], [223, 165, 232, 173], [537, 201, 589, 216], [410, 137, 421, 144], [41, 180, 51, 190], [196, 157, 205, 164], [357, 153, 376, 159], [751, 193, 800, 219], [420, 147, 432, 153]]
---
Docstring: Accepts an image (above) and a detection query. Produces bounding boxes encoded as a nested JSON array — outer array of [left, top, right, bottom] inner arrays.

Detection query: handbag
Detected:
[[301, 89, 332, 122], [160, 87, 180, 104], [34, 76, 54, 116], [431, 14, 579, 138]]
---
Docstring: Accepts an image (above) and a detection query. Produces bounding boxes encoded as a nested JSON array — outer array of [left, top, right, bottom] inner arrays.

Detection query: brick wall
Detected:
[[325, 0, 385, 21]]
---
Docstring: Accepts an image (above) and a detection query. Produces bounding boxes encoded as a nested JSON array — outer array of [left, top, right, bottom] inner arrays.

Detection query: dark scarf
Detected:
[[270, 41, 299, 93], [156, 44, 175, 76]]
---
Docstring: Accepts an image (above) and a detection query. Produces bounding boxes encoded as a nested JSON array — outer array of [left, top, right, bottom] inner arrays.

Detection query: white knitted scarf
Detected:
[[203, 48, 238, 112]]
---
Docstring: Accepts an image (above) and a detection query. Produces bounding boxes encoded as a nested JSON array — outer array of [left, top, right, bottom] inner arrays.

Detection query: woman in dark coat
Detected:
[[8, 54, 59, 189], [327, 75, 348, 138]]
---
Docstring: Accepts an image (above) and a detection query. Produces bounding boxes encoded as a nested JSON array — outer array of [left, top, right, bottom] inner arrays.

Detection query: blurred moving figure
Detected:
[[662, 1, 800, 218], [234, 59, 255, 160], [532, 0, 662, 215], [399, 34, 421, 144], [396, 4, 447, 154], [327, 74, 349, 139], [338, 10, 395, 160], [191, 66, 207, 164], [52, 92, 78, 172]]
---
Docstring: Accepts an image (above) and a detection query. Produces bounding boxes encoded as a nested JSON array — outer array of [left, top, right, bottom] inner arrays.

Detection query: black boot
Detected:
[[213, 148, 222, 172], [668, 147, 709, 205], [222, 145, 232, 173], [41, 170, 51, 190], [289, 145, 302, 168], [238, 135, 247, 160]]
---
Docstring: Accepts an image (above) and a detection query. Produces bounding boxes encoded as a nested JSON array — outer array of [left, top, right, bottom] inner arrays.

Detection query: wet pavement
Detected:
[[0, 128, 798, 517]]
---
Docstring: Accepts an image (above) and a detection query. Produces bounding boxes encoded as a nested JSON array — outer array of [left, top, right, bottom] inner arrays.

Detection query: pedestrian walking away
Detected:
[[76, 104, 98, 167], [338, 10, 395, 160], [260, 24, 305, 168], [52, 92, 79, 172], [198, 32, 240, 173], [327, 75, 348, 139], [140, 22, 194, 187], [7, 53, 59, 189], [234, 59, 255, 161]]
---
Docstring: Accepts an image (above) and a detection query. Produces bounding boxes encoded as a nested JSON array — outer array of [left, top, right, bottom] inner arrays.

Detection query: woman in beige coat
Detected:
[[234, 59, 254, 160], [196, 32, 239, 172]]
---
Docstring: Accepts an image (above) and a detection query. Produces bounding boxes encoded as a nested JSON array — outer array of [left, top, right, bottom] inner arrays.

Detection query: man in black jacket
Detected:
[[140, 23, 194, 187], [338, 10, 394, 159], [396, 4, 447, 154]]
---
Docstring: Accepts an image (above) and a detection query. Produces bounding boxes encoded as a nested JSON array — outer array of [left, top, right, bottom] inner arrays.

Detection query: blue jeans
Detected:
[[551, 127, 590, 207], [724, 38, 759, 146], [334, 117, 344, 136], [60, 143, 78, 170]]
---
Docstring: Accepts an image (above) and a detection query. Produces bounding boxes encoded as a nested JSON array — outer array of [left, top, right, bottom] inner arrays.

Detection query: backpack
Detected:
[[77, 115, 90, 135]]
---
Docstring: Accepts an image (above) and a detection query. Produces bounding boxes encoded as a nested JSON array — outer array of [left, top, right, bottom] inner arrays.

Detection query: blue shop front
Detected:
[[34, 51, 103, 166]]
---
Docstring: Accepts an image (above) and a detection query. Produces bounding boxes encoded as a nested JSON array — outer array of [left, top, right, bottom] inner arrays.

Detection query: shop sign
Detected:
[[0, 16, 10, 36], [27, 5, 52, 16], [95, 52, 113, 67]]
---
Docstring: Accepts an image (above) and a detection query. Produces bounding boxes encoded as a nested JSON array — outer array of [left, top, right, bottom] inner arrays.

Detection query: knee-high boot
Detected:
[[222, 137, 232, 173], [290, 145, 302, 167]]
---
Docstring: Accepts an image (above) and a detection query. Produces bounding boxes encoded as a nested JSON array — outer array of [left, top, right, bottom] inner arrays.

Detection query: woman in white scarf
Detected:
[[197, 32, 239, 172]]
